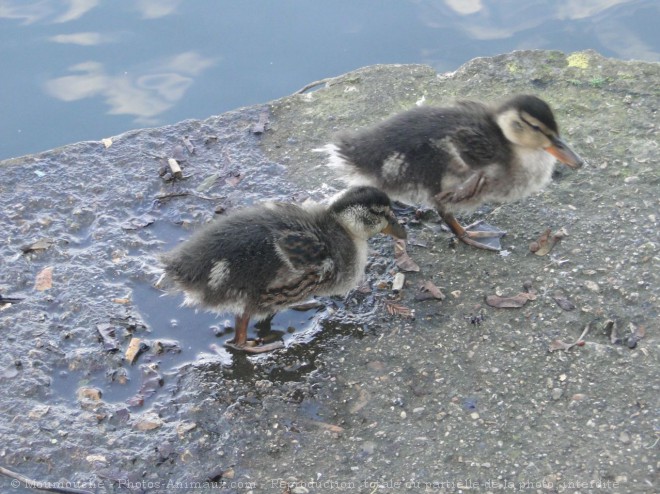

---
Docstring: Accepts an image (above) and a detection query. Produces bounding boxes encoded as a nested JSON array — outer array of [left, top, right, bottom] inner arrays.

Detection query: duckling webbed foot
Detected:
[[225, 339, 285, 353], [225, 313, 284, 353], [442, 213, 506, 251]]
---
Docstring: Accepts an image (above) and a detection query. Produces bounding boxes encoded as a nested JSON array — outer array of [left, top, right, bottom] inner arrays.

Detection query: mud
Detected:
[[0, 50, 658, 493]]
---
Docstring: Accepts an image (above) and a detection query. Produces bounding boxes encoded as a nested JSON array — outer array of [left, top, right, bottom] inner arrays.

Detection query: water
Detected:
[[1, 0, 658, 160]]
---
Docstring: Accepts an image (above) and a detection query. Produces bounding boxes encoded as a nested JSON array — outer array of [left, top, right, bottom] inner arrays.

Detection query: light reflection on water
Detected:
[[0, 0, 658, 160]]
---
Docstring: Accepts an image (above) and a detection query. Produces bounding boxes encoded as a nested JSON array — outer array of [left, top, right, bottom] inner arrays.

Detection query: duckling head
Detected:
[[330, 186, 407, 240], [495, 95, 583, 169]]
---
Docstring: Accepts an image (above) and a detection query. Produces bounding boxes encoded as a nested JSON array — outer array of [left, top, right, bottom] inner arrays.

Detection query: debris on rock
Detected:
[[392, 272, 406, 292], [549, 321, 593, 353], [20, 238, 54, 254], [251, 110, 270, 134], [552, 290, 576, 311], [530, 227, 568, 256], [96, 323, 120, 352], [415, 280, 445, 301], [394, 239, 420, 272], [182, 135, 196, 154], [486, 292, 536, 308], [77, 387, 103, 401], [133, 412, 164, 431], [385, 300, 414, 318], [167, 158, 183, 179], [34, 266, 53, 291], [125, 337, 149, 364]]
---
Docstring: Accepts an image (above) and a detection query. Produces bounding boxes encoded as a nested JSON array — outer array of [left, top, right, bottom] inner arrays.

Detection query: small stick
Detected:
[[0, 466, 93, 494], [294, 77, 334, 94]]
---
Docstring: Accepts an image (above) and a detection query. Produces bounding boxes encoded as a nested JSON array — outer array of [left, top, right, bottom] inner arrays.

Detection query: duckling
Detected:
[[325, 95, 583, 250], [160, 186, 406, 353]]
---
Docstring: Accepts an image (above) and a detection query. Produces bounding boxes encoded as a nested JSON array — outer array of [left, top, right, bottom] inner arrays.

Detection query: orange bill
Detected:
[[381, 214, 407, 239], [545, 135, 584, 169]]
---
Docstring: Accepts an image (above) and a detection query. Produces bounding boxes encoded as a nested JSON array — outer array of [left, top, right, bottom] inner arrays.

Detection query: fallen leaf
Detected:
[[21, 238, 54, 254], [394, 239, 420, 272], [251, 110, 270, 134], [34, 266, 53, 291], [548, 339, 574, 352], [530, 227, 568, 256], [416, 280, 445, 301], [385, 300, 414, 318], [551, 291, 576, 311], [485, 292, 536, 308], [96, 323, 120, 352]]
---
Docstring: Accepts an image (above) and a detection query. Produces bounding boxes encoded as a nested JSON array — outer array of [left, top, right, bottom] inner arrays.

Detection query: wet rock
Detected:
[[134, 412, 164, 431], [77, 387, 102, 401]]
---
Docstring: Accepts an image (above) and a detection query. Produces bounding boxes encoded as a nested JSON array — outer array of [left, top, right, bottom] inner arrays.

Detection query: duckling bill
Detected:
[[160, 186, 406, 353], [326, 95, 583, 250]]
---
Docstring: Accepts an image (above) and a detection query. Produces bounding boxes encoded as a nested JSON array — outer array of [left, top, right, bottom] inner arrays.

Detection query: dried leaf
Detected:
[[549, 339, 574, 352], [551, 291, 576, 311], [485, 292, 536, 308], [21, 238, 54, 254], [416, 280, 445, 301], [385, 300, 414, 318], [251, 110, 270, 134], [394, 239, 420, 272], [34, 266, 53, 291], [530, 227, 568, 256], [96, 323, 120, 352]]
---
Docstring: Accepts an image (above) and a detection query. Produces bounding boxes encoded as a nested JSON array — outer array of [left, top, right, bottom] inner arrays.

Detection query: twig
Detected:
[[0, 466, 93, 494], [294, 77, 334, 95]]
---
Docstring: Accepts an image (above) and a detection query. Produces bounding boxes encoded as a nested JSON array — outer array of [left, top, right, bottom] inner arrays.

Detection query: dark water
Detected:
[[1, 0, 658, 160]]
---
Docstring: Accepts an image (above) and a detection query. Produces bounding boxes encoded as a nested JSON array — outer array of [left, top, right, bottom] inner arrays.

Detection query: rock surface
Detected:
[[1, 50, 658, 493]]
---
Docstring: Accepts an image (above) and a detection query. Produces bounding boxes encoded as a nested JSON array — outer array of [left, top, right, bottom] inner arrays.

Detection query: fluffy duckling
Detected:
[[325, 95, 583, 250], [161, 186, 406, 353]]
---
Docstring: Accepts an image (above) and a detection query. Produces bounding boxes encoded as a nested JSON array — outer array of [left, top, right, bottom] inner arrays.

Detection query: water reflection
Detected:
[[44, 51, 217, 123], [415, 0, 639, 39], [0, 0, 99, 24], [0, 0, 658, 160], [48, 31, 115, 45]]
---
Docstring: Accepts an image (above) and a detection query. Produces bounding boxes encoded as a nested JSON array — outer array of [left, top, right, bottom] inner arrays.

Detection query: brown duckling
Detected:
[[325, 95, 583, 250], [160, 186, 406, 353]]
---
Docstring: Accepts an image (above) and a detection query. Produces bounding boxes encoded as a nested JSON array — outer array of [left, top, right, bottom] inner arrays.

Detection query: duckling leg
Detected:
[[442, 212, 506, 251], [225, 313, 284, 353]]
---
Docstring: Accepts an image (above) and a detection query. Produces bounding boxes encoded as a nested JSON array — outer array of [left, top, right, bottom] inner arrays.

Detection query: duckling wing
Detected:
[[450, 125, 511, 168], [274, 230, 334, 277]]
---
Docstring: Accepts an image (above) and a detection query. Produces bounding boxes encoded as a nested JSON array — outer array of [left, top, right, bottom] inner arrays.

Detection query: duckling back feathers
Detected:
[[327, 96, 563, 212], [161, 186, 400, 320]]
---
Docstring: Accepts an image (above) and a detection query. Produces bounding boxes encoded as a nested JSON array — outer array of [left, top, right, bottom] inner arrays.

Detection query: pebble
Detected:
[[551, 388, 563, 400], [392, 272, 405, 292], [584, 281, 600, 293], [400, 411, 407, 419], [619, 431, 631, 444], [134, 412, 164, 431]]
